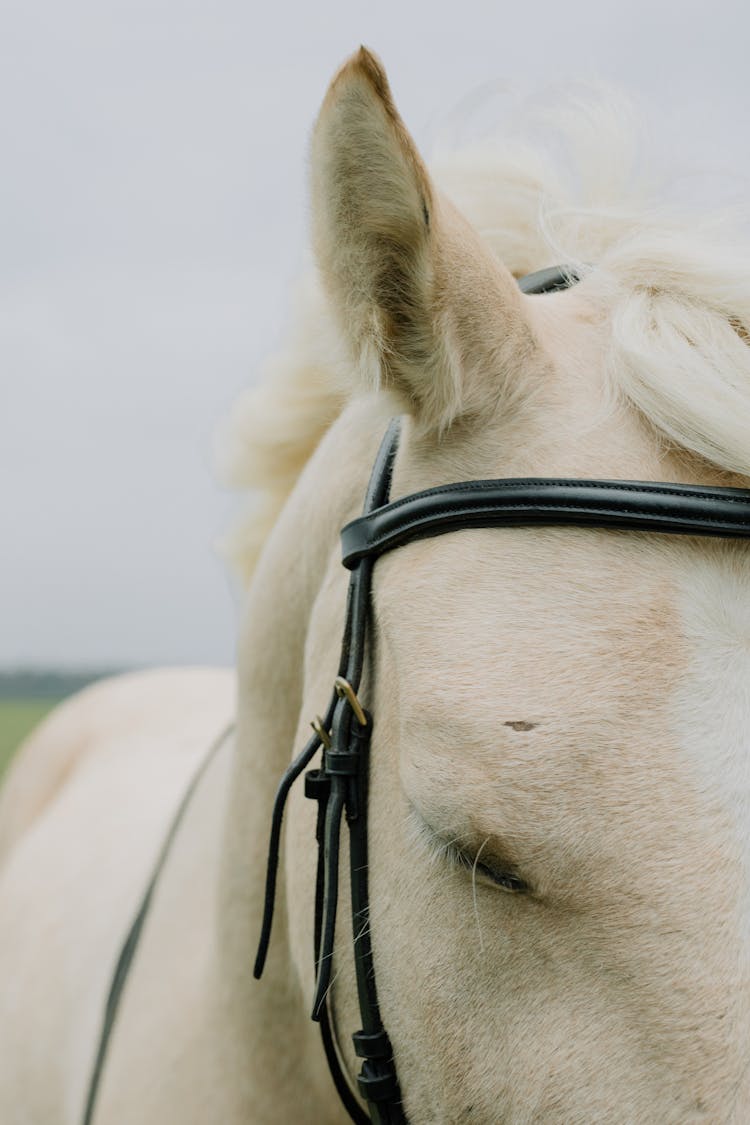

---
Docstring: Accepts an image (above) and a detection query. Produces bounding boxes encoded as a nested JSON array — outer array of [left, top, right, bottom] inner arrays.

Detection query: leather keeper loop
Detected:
[[353, 1029, 393, 1060], [304, 769, 331, 801], [357, 1065, 401, 1104], [323, 750, 360, 776]]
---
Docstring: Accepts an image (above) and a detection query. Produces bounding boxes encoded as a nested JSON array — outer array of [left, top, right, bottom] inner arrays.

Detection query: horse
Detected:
[[2, 45, 750, 1123]]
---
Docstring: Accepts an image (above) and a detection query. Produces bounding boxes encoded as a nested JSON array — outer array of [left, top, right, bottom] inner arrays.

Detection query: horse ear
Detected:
[[311, 47, 531, 432]]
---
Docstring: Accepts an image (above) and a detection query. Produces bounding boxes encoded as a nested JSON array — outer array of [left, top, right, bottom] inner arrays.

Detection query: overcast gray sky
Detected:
[[3, 0, 749, 669]]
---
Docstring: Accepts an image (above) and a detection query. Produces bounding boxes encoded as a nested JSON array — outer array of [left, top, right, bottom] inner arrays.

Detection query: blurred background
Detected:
[[3, 0, 748, 771]]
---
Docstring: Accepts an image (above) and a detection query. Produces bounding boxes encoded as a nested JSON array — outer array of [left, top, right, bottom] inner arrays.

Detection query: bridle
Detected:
[[253, 266, 750, 1124]]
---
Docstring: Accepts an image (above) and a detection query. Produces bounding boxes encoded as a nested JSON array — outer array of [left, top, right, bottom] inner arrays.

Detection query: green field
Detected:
[[0, 700, 60, 779]]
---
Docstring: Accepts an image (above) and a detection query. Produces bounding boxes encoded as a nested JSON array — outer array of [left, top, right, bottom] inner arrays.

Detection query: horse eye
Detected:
[[451, 845, 530, 895], [477, 864, 529, 894]]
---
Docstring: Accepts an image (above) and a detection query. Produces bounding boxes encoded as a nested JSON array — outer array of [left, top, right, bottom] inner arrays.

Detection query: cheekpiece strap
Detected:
[[254, 418, 406, 1125]]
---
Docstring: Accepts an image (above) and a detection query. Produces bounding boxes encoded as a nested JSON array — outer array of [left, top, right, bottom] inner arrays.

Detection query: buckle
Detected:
[[310, 715, 332, 748], [334, 676, 368, 726]]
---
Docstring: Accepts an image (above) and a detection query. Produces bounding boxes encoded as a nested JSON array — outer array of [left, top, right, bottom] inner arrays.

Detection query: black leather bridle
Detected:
[[254, 265, 750, 1125]]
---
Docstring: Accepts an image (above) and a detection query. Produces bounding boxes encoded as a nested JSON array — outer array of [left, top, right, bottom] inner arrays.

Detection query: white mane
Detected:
[[219, 93, 750, 584]]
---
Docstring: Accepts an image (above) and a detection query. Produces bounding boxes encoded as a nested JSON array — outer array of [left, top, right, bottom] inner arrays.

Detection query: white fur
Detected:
[[675, 548, 750, 935]]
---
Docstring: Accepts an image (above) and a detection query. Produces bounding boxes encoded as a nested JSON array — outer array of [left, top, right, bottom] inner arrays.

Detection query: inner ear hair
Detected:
[[311, 50, 439, 397]]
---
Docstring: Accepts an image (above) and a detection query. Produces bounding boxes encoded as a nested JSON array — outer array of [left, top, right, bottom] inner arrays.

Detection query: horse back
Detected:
[[0, 667, 235, 1125]]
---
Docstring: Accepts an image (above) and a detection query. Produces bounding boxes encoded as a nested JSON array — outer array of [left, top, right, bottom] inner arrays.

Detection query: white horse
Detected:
[[3, 46, 750, 1123]]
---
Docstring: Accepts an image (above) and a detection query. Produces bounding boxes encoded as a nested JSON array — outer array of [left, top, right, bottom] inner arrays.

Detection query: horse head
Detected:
[[242, 47, 750, 1124]]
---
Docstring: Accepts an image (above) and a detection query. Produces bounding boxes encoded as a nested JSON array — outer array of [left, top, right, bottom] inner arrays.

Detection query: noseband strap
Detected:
[[254, 266, 750, 1125]]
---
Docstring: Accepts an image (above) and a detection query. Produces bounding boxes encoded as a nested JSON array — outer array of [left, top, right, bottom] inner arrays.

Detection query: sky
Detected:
[[3, 0, 749, 669]]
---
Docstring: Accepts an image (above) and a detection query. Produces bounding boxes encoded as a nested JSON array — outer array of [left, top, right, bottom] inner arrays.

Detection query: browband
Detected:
[[341, 477, 750, 568]]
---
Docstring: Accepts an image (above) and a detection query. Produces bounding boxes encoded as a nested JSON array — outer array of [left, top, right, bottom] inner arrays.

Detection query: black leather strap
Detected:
[[306, 419, 406, 1124], [82, 723, 234, 1125], [518, 264, 580, 293], [256, 419, 405, 1125], [341, 477, 750, 568]]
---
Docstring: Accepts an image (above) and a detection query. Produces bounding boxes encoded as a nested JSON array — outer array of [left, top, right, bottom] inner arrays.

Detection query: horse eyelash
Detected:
[[411, 816, 529, 894]]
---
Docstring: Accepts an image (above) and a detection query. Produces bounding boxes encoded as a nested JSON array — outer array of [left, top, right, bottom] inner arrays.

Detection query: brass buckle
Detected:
[[334, 676, 368, 727], [310, 715, 332, 748]]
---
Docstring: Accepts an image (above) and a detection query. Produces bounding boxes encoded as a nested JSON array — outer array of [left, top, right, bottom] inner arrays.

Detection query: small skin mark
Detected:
[[504, 720, 537, 732]]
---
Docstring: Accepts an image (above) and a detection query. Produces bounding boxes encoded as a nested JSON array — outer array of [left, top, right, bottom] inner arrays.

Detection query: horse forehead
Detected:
[[672, 549, 750, 929], [375, 530, 749, 834], [375, 525, 685, 700], [376, 532, 750, 906]]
